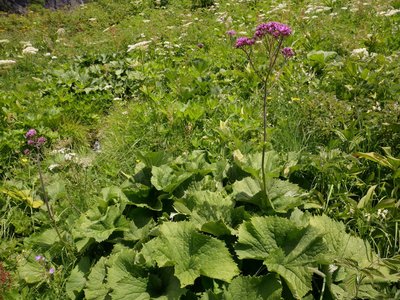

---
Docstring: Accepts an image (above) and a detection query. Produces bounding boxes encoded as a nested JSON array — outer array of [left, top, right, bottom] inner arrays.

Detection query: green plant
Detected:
[[233, 22, 294, 204]]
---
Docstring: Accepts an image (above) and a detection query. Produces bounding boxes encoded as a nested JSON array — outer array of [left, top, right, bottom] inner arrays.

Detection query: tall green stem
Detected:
[[36, 151, 63, 242]]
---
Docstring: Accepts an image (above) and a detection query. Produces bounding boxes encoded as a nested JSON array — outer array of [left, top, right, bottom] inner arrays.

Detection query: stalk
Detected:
[[35, 150, 63, 242]]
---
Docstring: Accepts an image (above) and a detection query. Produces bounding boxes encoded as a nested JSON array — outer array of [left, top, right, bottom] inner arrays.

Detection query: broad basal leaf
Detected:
[[235, 216, 326, 299], [18, 258, 46, 284], [174, 190, 235, 236], [122, 181, 163, 211], [141, 221, 239, 287], [233, 151, 281, 179], [224, 274, 282, 300], [232, 177, 304, 213], [84, 257, 109, 300], [107, 249, 150, 300], [66, 257, 91, 299], [151, 165, 192, 193], [72, 202, 130, 245]]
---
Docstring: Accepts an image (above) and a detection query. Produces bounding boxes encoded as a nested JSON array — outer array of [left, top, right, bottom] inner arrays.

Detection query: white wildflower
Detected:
[[377, 209, 389, 220], [48, 163, 60, 171], [0, 39, 10, 44], [372, 101, 381, 111], [88, 18, 96, 21], [127, 40, 152, 52], [64, 153, 77, 161], [22, 46, 38, 55], [328, 264, 338, 273], [57, 28, 66, 36], [0, 60, 16, 66], [351, 48, 369, 59], [379, 9, 400, 17]]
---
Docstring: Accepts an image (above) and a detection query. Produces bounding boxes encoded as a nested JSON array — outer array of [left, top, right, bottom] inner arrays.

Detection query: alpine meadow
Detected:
[[0, 0, 400, 299]]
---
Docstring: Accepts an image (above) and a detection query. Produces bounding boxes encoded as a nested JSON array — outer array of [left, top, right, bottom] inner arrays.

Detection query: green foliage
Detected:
[[141, 221, 239, 287]]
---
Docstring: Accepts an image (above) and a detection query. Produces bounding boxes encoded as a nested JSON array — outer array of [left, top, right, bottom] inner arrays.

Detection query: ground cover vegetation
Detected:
[[1, 0, 400, 298]]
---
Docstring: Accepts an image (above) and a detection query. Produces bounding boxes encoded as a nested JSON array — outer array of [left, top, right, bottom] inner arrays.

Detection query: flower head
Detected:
[[226, 30, 237, 36], [49, 267, 55, 274], [254, 22, 292, 39], [37, 137, 47, 145], [235, 37, 255, 48], [35, 255, 44, 261], [281, 47, 295, 58], [25, 129, 37, 139]]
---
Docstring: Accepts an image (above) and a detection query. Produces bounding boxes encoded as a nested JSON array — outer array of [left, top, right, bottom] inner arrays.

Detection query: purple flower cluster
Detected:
[[281, 47, 295, 58], [235, 37, 255, 48], [24, 128, 46, 154], [254, 22, 292, 39]]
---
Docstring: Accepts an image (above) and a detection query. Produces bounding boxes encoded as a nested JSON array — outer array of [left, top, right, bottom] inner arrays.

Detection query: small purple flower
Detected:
[[25, 129, 37, 139], [226, 30, 237, 36], [37, 137, 47, 145], [281, 47, 295, 58], [49, 268, 55, 274], [235, 37, 255, 48], [27, 139, 35, 146], [35, 255, 43, 261], [254, 22, 292, 39], [23, 149, 30, 155]]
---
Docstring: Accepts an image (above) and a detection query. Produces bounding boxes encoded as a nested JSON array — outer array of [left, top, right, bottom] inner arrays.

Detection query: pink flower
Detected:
[[27, 139, 35, 146], [25, 129, 37, 139], [23, 149, 30, 155], [281, 47, 295, 58], [35, 255, 44, 261], [254, 22, 292, 39], [37, 137, 47, 145], [226, 30, 237, 36], [235, 37, 255, 48]]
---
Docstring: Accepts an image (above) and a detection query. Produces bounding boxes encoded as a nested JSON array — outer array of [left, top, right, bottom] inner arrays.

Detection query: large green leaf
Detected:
[[141, 221, 239, 287], [84, 257, 110, 300], [122, 181, 163, 211], [66, 257, 91, 299], [266, 179, 304, 213], [309, 215, 399, 298], [107, 249, 150, 300], [72, 201, 130, 246], [174, 190, 235, 236], [151, 165, 193, 193], [232, 177, 304, 212], [224, 274, 282, 300], [233, 151, 281, 179], [18, 259, 46, 284], [235, 216, 326, 299]]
